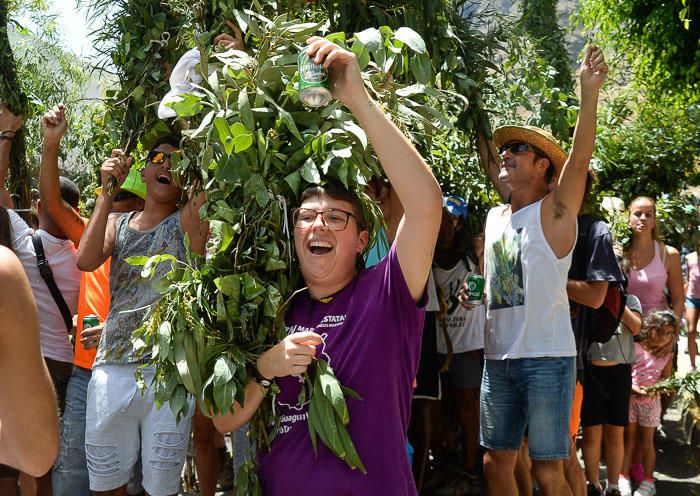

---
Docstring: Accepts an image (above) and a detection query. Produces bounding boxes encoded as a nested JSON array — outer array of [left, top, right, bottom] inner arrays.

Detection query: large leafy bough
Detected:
[[129, 9, 463, 491]]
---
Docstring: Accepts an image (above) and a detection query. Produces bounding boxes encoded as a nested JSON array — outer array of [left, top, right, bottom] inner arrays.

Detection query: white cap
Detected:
[[157, 48, 203, 119]]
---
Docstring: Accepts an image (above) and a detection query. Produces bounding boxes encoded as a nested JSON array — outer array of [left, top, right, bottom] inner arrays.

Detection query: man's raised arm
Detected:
[[305, 37, 442, 302], [40, 104, 87, 246], [543, 46, 608, 256], [77, 151, 131, 271]]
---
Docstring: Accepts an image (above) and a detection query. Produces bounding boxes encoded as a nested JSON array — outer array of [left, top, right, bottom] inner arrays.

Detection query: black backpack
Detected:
[[573, 216, 627, 344]]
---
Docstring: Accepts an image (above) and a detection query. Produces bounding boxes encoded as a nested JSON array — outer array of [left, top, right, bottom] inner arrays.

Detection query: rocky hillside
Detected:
[[474, 0, 585, 63]]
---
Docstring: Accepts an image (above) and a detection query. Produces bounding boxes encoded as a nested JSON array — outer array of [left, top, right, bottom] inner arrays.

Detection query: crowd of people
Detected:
[[0, 28, 696, 496]]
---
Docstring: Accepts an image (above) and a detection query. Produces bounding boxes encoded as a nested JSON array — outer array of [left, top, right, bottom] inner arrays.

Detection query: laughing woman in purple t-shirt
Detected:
[[212, 38, 442, 495]]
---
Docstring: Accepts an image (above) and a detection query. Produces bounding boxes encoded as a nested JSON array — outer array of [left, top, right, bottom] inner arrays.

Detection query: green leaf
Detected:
[[393, 27, 427, 54], [214, 116, 234, 155], [340, 120, 367, 149], [277, 108, 302, 141], [184, 333, 203, 395], [325, 32, 346, 45], [241, 273, 265, 299], [169, 93, 205, 117], [174, 334, 196, 394], [125, 256, 150, 266], [213, 356, 236, 386], [336, 416, 367, 473], [354, 28, 382, 52], [231, 122, 254, 153], [285, 171, 302, 195], [168, 384, 190, 422], [410, 57, 432, 84], [157, 321, 172, 351], [215, 275, 241, 299], [238, 90, 255, 130], [308, 415, 319, 455], [189, 110, 215, 140], [216, 291, 227, 324], [317, 360, 350, 425], [300, 158, 321, 183], [244, 174, 269, 208], [350, 42, 371, 70], [340, 385, 363, 401], [314, 375, 345, 457]]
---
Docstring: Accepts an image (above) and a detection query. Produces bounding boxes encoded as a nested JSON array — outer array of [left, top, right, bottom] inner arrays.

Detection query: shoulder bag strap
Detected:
[[31, 232, 73, 333]]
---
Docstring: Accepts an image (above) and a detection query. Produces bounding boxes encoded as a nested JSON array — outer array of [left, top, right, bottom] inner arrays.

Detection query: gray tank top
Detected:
[[94, 210, 186, 366]]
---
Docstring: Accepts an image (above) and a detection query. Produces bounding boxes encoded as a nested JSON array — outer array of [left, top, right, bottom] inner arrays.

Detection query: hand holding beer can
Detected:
[[466, 274, 485, 305], [81, 315, 102, 350], [298, 46, 333, 108]]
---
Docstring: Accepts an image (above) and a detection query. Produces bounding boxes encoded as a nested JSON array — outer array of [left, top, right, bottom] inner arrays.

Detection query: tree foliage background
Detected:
[[574, 0, 700, 247]]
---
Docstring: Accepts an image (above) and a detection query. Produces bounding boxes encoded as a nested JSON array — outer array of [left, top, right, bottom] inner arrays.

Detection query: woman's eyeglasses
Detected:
[[292, 208, 356, 231]]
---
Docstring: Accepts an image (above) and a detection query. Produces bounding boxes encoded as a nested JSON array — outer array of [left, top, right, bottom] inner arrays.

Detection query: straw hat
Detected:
[[493, 125, 568, 174]]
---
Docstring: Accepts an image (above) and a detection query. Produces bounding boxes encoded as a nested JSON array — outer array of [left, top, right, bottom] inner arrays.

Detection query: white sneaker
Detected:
[[633, 480, 657, 496], [618, 476, 632, 496]]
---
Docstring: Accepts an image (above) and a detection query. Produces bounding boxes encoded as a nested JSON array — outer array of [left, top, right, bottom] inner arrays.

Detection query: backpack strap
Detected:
[[31, 233, 73, 333]]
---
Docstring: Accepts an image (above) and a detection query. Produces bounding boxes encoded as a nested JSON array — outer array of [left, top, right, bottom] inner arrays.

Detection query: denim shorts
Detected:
[[480, 357, 575, 460], [86, 364, 193, 495], [686, 296, 700, 309]]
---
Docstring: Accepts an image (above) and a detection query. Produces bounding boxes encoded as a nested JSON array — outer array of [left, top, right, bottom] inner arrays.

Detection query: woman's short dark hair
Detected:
[[299, 182, 367, 231]]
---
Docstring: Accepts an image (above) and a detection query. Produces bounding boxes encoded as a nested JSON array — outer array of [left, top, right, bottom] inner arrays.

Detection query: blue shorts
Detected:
[[686, 296, 700, 309], [480, 357, 575, 460]]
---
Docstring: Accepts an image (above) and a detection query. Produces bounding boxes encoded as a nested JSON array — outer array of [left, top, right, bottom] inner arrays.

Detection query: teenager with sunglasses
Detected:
[[212, 37, 442, 495], [473, 45, 608, 496], [77, 134, 207, 496]]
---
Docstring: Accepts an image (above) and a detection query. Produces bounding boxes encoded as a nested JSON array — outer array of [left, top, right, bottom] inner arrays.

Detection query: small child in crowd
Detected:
[[620, 310, 679, 496]]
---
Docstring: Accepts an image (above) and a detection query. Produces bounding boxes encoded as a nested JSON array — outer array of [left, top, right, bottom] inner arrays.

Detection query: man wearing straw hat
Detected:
[[476, 45, 608, 495]]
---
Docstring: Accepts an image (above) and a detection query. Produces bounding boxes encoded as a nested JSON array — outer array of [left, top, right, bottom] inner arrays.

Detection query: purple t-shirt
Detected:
[[258, 246, 426, 495]]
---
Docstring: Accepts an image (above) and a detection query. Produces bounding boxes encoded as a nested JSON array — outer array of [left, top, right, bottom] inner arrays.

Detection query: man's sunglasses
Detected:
[[498, 142, 542, 156], [147, 151, 175, 164]]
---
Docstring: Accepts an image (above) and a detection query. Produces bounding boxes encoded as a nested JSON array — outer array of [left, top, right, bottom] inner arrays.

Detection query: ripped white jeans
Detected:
[[85, 364, 193, 495]]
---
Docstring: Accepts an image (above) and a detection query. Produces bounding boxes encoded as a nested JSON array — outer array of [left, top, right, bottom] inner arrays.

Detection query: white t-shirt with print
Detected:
[[433, 258, 486, 353], [9, 209, 80, 363]]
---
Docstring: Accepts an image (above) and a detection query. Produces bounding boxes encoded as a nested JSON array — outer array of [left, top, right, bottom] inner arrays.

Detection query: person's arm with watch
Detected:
[[213, 330, 322, 433]]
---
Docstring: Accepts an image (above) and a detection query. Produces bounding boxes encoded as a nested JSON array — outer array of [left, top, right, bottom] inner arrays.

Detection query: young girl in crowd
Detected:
[[684, 238, 700, 370], [620, 310, 678, 496]]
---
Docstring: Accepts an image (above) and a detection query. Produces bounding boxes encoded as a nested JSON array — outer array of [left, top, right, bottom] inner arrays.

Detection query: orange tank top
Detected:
[[74, 258, 111, 369]]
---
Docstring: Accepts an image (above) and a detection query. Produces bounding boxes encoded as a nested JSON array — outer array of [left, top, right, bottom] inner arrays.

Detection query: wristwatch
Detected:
[[251, 366, 273, 389]]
